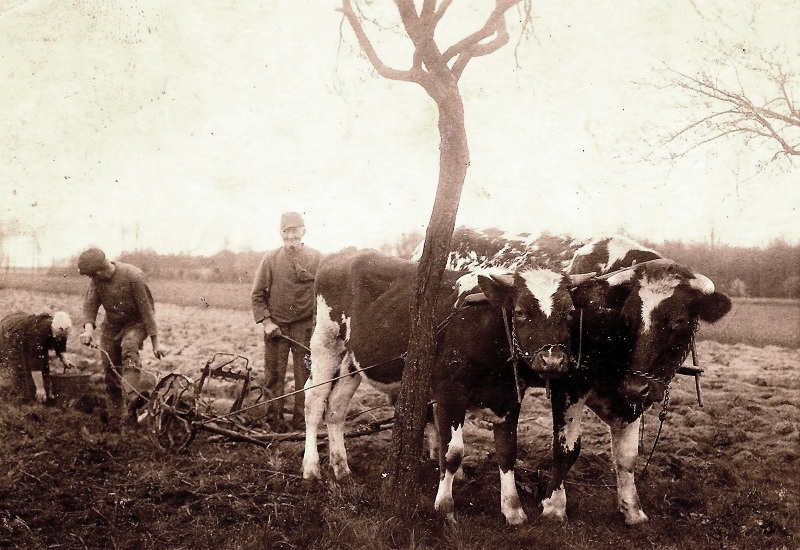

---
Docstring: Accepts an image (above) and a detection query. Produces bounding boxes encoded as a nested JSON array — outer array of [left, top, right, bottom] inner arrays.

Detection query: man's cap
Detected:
[[280, 212, 305, 231], [77, 247, 107, 275]]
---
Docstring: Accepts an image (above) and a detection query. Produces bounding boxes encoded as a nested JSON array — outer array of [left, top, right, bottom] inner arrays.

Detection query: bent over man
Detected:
[[251, 212, 322, 431], [78, 247, 164, 426], [0, 311, 72, 403]]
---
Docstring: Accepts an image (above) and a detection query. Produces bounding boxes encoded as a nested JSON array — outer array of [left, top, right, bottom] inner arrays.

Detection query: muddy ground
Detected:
[[0, 289, 798, 549]]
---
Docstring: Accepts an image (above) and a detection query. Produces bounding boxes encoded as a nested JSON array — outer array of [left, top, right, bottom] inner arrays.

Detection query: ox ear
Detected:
[[569, 278, 610, 308], [477, 273, 515, 307], [694, 292, 732, 324]]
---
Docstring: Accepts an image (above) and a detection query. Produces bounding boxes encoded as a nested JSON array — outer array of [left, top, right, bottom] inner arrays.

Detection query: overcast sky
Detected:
[[2, 0, 799, 266]]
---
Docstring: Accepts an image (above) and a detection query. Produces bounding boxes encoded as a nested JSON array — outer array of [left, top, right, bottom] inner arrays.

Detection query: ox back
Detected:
[[302, 247, 583, 525]]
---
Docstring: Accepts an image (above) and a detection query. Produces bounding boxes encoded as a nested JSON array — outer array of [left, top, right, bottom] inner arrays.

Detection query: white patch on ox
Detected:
[[605, 235, 658, 273], [435, 425, 465, 522], [520, 268, 563, 318], [304, 295, 348, 480], [455, 267, 513, 303], [562, 399, 586, 452], [310, 296, 347, 361], [566, 240, 596, 273], [541, 485, 567, 521], [610, 417, 649, 525], [445, 425, 464, 463], [499, 467, 527, 525], [638, 274, 680, 333]]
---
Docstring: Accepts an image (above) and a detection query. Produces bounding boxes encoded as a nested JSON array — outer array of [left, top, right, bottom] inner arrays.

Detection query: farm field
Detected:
[[0, 287, 798, 549], [2, 271, 799, 348]]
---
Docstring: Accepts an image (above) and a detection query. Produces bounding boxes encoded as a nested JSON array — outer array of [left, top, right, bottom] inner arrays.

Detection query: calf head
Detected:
[[606, 259, 732, 406], [477, 268, 590, 379]]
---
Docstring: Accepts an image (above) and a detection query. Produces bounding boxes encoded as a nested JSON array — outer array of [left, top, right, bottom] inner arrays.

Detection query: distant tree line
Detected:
[[649, 239, 800, 299], [50, 236, 799, 299]]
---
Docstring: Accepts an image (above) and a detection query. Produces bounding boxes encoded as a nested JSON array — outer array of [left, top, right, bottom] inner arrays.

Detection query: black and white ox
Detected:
[[541, 235, 731, 525], [427, 230, 732, 525], [302, 248, 594, 525]]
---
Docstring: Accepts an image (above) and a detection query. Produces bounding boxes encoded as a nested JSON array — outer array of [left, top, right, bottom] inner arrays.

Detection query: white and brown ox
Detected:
[[541, 235, 731, 525], [302, 248, 595, 525], [427, 230, 732, 525]]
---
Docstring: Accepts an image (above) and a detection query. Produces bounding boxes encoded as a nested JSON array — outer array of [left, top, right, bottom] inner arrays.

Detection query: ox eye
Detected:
[[514, 308, 528, 321]]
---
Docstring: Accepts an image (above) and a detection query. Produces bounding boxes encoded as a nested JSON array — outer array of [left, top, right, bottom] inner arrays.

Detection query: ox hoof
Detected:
[[504, 508, 528, 526], [623, 510, 649, 526], [302, 463, 322, 481], [332, 472, 353, 485], [540, 509, 567, 522]]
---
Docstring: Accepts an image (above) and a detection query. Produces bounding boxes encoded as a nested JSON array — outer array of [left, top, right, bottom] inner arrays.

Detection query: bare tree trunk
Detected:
[[382, 85, 469, 518]]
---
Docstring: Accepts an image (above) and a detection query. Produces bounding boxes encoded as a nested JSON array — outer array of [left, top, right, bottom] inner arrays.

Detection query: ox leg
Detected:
[[433, 403, 466, 524], [541, 388, 586, 522], [610, 417, 649, 525], [302, 366, 335, 480], [303, 313, 346, 481], [493, 405, 527, 526], [324, 366, 361, 481]]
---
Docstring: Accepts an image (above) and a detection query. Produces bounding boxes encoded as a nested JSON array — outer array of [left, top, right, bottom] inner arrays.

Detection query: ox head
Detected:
[[604, 259, 732, 407], [476, 268, 594, 379]]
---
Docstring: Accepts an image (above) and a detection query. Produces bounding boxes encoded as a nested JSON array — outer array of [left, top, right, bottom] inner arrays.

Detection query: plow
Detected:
[[142, 352, 394, 452]]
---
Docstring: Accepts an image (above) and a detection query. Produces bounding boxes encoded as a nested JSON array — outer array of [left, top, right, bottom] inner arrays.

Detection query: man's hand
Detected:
[[262, 319, 282, 339], [151, 336, 166, 359], [79, 323, 94, 346]]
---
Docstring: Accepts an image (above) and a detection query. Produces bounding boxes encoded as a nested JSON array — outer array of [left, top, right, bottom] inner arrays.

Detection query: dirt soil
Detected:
[[0, 290, 798, 549]]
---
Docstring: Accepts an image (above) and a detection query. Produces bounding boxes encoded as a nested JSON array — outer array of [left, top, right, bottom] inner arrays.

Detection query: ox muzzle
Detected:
[[619, 371, 667, 407], [529, 345, 571, 379]]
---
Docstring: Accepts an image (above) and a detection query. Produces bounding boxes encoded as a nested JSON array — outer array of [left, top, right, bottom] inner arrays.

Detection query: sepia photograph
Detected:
[[1, 1, 798, 548]]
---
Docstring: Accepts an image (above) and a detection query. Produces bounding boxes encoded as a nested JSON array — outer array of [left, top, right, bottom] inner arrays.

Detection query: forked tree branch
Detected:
[[338, 0, 427, 84], [665, 65, 800, 159], [340, 0, 526, 89]]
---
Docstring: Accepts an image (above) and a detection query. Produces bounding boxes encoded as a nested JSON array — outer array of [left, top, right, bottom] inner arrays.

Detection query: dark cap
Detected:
[[280, 212, 305, 231], [77, 247, 107, 276]]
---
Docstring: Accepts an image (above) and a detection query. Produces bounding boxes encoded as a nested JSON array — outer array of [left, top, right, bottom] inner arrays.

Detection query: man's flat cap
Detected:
[[77, 247, 106, 275]]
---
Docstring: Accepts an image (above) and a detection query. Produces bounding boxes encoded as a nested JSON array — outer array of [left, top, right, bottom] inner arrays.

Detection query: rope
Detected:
[[88, 344, 157, 403], [640, 386, 669, 478], [192, 353, 407, 426]]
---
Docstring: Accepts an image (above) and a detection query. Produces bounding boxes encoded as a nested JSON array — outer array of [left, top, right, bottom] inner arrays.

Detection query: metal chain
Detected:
[[640, 386, 670, 478]]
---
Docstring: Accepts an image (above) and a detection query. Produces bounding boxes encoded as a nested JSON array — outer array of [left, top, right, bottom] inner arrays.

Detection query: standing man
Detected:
[[77, 247, 165, 427], [0, 311, 73, 403], [251, 212, 322, 432]]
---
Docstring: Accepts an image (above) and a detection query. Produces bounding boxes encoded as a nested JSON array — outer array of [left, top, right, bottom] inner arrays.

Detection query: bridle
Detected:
[[501, 307, 576, 404]]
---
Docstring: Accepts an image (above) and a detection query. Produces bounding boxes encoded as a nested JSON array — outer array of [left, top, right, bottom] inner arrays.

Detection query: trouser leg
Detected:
[[100, 331, 123, 415], [119, 326, 148, 421], [286, 318, 313, 425], [102, 325, 147, 424], [263, 332, 290, 423], [19, 356, 37, 403]]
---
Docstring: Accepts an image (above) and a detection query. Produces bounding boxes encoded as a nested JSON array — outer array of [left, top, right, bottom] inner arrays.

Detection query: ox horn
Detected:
[[604, 268, 636, 286], [688, 273, 715, 294], [598, 258, 678, 285], [567, 272, 596, 286]]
